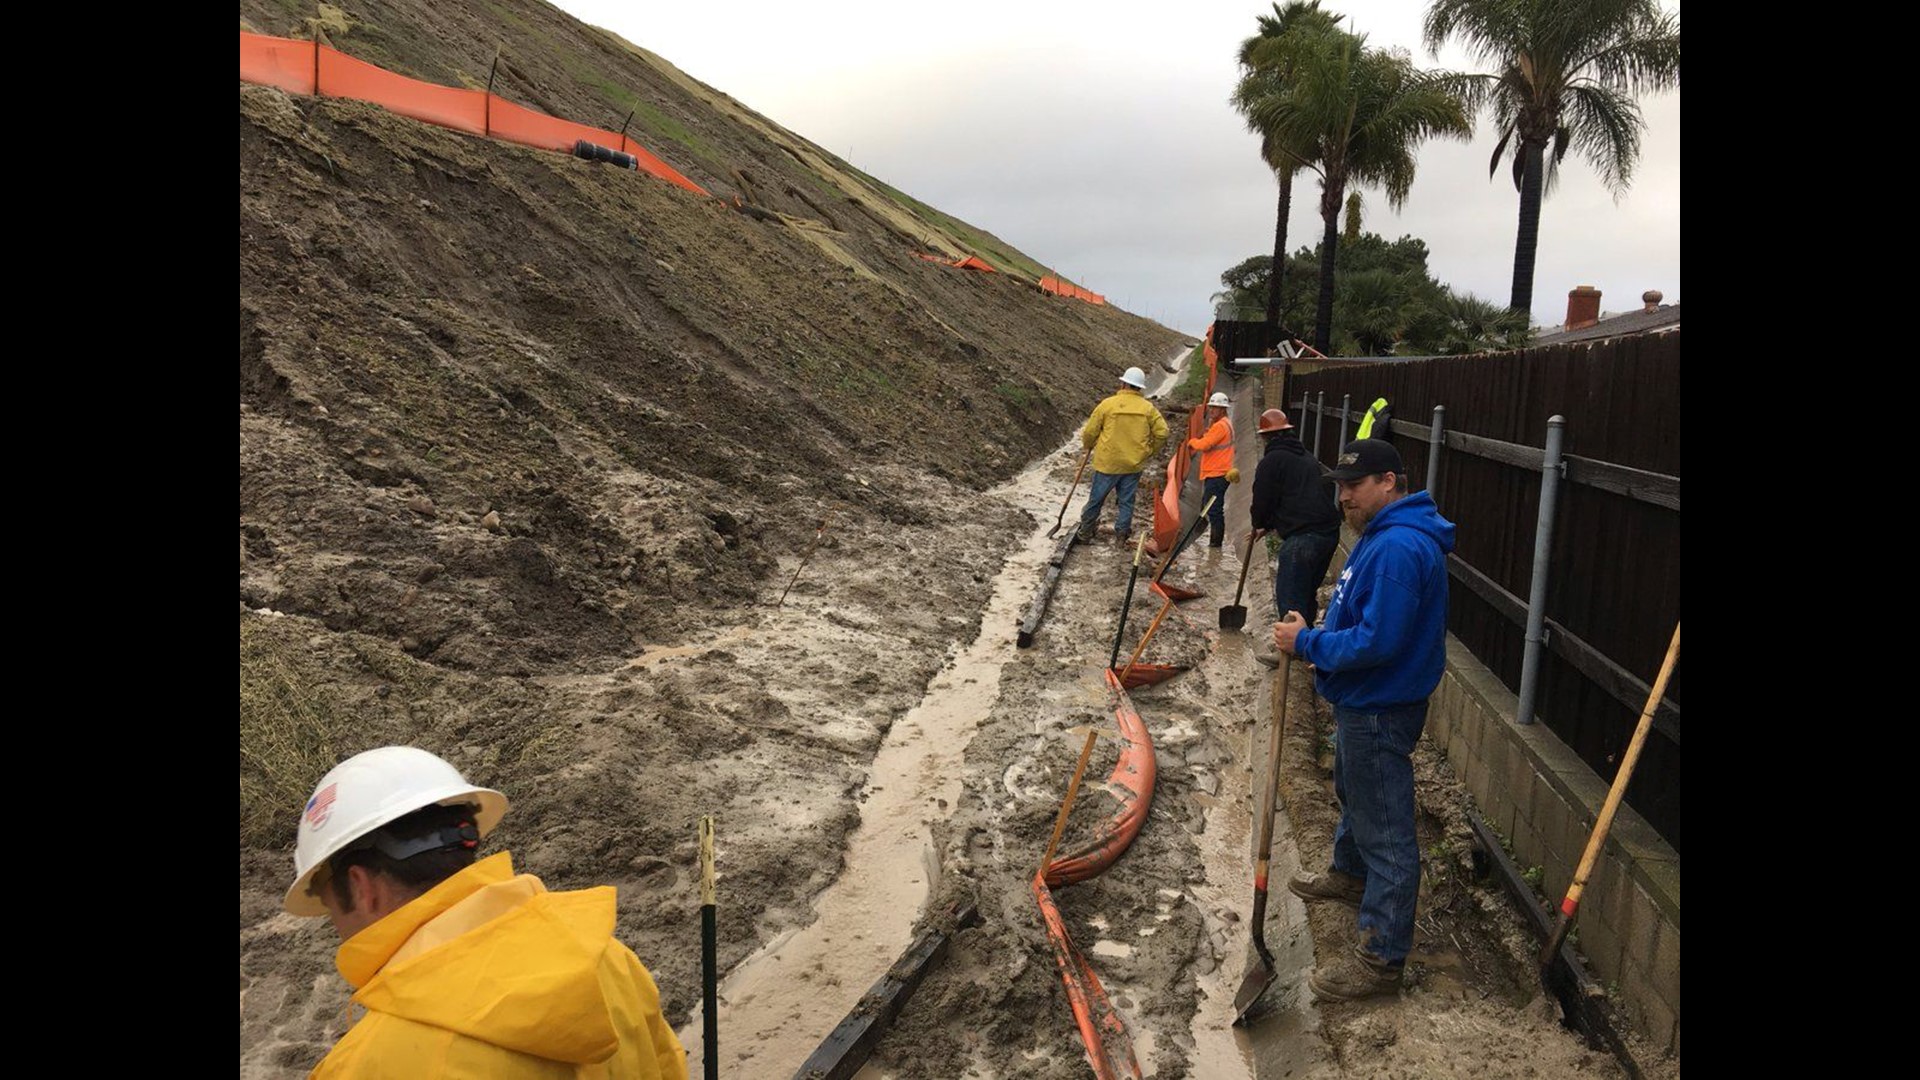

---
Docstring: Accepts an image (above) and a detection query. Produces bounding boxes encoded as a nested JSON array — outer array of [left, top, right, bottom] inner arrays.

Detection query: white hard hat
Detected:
[[1120, 366, 1147, 389], [283, 746, 509, 916], [1207, 392, 1230, 408]]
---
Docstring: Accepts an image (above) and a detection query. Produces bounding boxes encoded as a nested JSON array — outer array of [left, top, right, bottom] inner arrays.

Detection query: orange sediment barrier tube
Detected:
[[1032, 668, 1157, 1079]]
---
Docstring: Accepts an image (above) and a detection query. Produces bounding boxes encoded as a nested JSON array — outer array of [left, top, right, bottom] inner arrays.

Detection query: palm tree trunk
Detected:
[[1313, 186, 1341, 355], [1265, 170, 1293, 331], [1509, 140, 1546, 316]]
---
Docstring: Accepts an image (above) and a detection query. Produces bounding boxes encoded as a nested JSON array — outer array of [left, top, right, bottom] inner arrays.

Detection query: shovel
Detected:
[[1540, 622, 1681, 968], [1219, 533, 1257, 630], [1047, 447, 1092, 539], [1232, 655, 1291, 1025]]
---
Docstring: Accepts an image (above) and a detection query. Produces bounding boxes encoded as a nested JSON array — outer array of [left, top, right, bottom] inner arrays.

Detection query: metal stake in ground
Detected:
[[775, 512, 834, 608], [1107, 532, 1151, 670], [700, 816, 718, 1080], [1539, 622, 1681, 968], [1233, 655, 1292, 1024], [1047, 447, 1092, 540]]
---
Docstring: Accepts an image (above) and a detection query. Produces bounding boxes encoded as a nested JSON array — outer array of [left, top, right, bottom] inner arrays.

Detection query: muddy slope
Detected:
[[240, 5, 1186, 1071]]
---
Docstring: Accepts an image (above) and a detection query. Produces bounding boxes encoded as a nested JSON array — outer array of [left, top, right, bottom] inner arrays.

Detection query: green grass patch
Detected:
[[995, 381, 1038, 410], [1170, 343, 1208, 406]]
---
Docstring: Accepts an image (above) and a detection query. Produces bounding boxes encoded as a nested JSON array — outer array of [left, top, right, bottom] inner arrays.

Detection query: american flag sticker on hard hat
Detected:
[[305, 784, 337, 829]]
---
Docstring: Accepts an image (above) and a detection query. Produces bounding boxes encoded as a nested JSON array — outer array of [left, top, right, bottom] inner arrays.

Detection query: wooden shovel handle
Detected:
[[1040, 728, 1101, 873], [1541, 622, 1680, 965], [1119, 595, 1175, 681]]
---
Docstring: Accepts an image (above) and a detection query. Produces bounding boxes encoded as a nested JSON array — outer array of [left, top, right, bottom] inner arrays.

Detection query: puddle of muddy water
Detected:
[[677, 443, 1083, 1078]]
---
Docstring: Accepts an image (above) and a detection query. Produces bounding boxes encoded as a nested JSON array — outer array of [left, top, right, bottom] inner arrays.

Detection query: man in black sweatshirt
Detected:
[[1247, 408, 1342, 666]]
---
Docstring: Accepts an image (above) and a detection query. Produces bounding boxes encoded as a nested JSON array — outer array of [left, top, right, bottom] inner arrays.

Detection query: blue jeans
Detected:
[[1078, 470, 1141, 535], [1203, 477, 1229, 541], [1274, 527, 1338, 627], [1329, 701, 1428, 965]]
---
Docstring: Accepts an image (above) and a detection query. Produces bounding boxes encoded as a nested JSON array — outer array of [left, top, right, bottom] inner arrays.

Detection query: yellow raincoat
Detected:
[[1080, 388, 1169, 475], [312, 852, 686, 1079]]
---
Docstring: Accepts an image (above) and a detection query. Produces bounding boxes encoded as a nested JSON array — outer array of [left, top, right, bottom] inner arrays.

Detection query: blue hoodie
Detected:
[[1295, 490, 1456, 710]]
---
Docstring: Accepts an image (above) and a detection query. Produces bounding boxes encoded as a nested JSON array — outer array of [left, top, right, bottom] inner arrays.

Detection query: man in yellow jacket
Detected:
[[1074, 366, 1169, 546], [1189, 391, 1235, 547], [285, 746, 688, 1079]]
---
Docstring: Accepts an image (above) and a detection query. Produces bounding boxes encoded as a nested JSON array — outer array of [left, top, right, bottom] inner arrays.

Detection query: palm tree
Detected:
[[1231, 2, 1343, 334], [1245, 33, 1472, 353], [1423, 0, 1681, 316]]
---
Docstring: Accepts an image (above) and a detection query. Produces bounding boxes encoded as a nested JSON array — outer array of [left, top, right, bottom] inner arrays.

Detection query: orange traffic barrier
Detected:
[[239, 32, 708, 196]]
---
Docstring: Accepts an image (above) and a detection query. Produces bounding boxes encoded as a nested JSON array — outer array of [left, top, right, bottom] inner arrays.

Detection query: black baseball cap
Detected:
[[1327, 439, 1403, 482]]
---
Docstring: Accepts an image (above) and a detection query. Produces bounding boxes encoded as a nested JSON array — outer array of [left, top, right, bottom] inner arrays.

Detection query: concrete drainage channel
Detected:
[[678, 438, 1076, 1078]]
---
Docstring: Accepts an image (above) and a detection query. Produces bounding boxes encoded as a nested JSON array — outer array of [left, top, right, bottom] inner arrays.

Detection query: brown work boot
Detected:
[[1114, 528, 1132, 549], [1310, 944, 1403, 1002], [1288, 868, 1365, 906]]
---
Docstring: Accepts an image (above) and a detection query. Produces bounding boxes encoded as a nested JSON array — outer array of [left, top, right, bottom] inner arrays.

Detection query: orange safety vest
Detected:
[[1193, 416, 1234, 479]]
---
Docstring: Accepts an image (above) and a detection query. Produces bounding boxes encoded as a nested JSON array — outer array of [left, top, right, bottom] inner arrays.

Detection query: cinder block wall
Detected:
[[1428, 639, 1681, 1056]]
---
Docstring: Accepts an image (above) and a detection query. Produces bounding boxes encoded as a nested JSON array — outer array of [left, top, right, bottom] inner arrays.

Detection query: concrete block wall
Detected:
[[1428, 637, 1681, 1056]]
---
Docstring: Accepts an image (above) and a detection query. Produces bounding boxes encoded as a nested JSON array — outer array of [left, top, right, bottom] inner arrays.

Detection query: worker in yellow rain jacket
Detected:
[[1189, 391, 1235, 547], [285, 746, 687, 1079], [1074, 365, 1169, 546]]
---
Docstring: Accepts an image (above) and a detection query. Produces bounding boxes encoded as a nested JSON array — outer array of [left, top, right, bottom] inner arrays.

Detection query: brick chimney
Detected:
[[1565, 285, 1602, 330], [1642, 289, 1664, 313]]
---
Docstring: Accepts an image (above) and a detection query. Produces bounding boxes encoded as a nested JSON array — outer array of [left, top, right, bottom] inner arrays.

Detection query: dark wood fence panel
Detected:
[[1289, 333, 1682, 851]]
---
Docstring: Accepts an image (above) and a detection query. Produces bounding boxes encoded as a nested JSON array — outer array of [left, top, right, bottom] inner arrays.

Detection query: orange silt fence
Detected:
[[239, 32, 708, 196], [1040, 274, 1106, 305]]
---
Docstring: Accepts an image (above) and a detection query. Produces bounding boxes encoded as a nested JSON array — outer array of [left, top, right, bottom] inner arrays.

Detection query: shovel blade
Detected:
[[1231, 952, 1278, 1025], [1219, 605, 1248, 630]]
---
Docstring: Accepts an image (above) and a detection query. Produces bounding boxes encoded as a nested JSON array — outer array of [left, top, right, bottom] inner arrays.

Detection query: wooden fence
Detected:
[[1281, 332, 1681, 851]]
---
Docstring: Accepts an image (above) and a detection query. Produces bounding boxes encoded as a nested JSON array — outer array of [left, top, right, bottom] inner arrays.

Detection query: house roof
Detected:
[[1532, 303, 1681, 346]]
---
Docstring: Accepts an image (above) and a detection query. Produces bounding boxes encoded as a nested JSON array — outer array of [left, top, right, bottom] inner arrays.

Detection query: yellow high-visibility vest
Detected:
[[1355, 397, 1390, 439]]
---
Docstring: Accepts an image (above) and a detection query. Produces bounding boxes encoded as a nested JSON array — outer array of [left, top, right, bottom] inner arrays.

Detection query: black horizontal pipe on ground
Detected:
[[1465, 810, 1642, 1080], [792, 903, 983, 1080], [572, 139, 638, 170], [1017, 530, 1079, 648]]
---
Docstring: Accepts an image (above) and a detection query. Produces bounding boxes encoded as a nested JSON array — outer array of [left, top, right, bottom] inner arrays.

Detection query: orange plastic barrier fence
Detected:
[[954, 255, 997, 272], [1039, 274, 1107, 305], [1030, 667, 1156, 1080], [322, 46, 486, 135], [239, 32, 708, 196], [240, 32, 316, 95]]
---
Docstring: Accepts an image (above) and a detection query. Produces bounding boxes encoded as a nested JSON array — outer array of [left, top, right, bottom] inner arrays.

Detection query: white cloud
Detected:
[[554, 0, 1679, 336]]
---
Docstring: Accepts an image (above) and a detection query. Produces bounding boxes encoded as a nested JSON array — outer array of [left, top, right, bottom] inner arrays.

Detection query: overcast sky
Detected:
[[550, 0, 1679, 337]]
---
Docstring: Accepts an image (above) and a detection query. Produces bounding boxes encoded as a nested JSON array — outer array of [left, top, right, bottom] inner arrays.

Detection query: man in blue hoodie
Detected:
[[1271, 438, 1455, 1002]]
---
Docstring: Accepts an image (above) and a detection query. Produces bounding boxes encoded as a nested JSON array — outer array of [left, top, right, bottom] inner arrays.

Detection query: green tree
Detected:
[[1231, 2, 1345, 334], [1244, 32, 1472, 353], [1423, 0, 1681, 315]]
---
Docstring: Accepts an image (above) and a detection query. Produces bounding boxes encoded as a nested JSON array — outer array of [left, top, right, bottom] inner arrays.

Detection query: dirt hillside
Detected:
[[240, 0, 1188, 1074]]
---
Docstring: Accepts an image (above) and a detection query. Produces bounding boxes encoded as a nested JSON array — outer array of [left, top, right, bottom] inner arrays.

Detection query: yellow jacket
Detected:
[[313, 852, 687, 1079], [1081, 389, 1169, 475], [1192, 416, 1234, 479]]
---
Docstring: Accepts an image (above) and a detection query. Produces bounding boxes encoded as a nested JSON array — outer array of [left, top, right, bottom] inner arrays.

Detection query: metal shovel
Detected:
[[1219, 533, 1257, 630]]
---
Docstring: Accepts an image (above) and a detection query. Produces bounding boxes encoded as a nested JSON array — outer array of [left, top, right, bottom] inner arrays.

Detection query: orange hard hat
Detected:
[[1257, 409, 1293, 433]]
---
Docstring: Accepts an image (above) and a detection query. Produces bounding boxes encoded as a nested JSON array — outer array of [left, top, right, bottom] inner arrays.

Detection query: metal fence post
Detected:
[[1516, 415, 1567, 726], [1338, 393, 1351, 450], [1312, 391, 1326, 462], [1427, 405, 1445, 495]]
